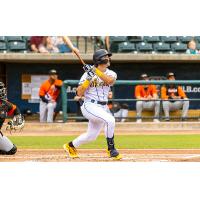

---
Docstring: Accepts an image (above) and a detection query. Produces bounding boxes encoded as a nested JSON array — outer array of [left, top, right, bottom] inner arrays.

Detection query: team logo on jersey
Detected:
[[90, 78, 109, 87], [168, 88, 177, 95]]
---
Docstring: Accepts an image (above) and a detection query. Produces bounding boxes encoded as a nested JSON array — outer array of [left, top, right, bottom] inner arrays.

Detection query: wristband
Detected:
[[95, 68, 103, 77], [82, 80, 90, 89]]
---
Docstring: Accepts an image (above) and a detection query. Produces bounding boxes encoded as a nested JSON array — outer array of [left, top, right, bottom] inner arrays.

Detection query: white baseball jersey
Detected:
[[79, 68, 117, 102], [73, 68, 117, 148]]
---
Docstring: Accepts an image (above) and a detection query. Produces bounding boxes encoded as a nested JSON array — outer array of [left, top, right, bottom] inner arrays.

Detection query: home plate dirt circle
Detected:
[[1, 149, 200, 162]]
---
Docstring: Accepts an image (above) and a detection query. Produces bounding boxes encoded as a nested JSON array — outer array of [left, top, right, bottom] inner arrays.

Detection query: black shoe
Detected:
[[165, 117, 170, 122], [107, 149, 122, 160], [106, 137, 122, 160], [181, 117, 187, 121]]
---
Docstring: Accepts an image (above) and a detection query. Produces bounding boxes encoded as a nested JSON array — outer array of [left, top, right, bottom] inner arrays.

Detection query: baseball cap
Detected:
[[49, 69, 58, 75], [167, 72, 175, 78], [140, 73, 149, 79]]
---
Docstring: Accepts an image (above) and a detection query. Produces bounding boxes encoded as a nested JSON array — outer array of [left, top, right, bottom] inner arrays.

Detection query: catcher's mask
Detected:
[[0, 82, 7, 100]]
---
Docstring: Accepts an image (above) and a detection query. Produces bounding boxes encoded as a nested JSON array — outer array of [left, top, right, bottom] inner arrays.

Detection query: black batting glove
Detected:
[[83, 64, 94, 73]]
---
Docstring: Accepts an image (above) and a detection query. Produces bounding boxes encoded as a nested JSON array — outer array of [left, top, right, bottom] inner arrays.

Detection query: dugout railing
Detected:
[[61, 80, 200, 122]]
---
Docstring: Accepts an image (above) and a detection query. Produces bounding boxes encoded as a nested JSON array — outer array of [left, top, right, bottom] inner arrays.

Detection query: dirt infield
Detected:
[[1, 149, 200, 162], [7, 130, 200, 136]]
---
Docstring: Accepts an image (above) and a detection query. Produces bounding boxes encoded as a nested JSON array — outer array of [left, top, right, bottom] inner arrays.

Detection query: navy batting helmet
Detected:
[[93, 49, 112, 66]]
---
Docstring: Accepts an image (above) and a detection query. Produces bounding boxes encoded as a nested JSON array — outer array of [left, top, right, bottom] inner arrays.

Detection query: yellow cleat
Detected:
[[63, 143, 79, 158], [107, 149, 122, 160]]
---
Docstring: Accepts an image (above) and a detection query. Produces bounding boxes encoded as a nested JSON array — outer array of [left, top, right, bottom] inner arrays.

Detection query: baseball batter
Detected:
[[0, 82, 24, 155], [63, 49, 121, 160]]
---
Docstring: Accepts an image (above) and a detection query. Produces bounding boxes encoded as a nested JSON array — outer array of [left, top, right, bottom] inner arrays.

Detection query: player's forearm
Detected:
[[77, 87, 85, 96], [94, 68, 115, 85], [100, 75, 115, 85], [77, 81, 90, 96]]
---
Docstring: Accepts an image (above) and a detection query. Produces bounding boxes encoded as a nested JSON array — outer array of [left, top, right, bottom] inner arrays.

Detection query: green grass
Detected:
[[8, 135, 200, 149]]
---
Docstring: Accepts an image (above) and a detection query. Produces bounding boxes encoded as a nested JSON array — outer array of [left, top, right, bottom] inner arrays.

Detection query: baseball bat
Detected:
[[73, 49, 86, 65], [62, 36, 86, 65]]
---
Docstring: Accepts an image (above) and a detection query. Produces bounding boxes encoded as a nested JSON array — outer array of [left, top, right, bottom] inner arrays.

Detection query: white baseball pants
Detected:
[[136, 100, 160, 118], [0, 133, 15, 152], [39, 101, 56, 123], [162, 100, 189, 118], [72, 102, 115, 148], [114, 109, 128, 122]]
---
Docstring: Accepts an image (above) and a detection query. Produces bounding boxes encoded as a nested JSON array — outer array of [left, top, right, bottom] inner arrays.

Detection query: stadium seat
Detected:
[[196, 43, 200, 50], [6, 36, 24, 42], [7, 41, 27, 52], [136, 42, 153, 53], [143, 36, 160, 43], [118, 42, 135, 53], [178, 36, 194, 43], [109, 36, 127, 53], [153, 42, 171, 53], [0, 42, 7, 52], [0, 36, 6, 42], [127, 36, 143, 43], [110, 43, 119, 53], [23, 36, 31, 50], [194, 36, 200, 43], [23, 36, 31, 41], [160, 36, 177, 43], [171, 42, 187, 53], [109, 36, 127, 43]]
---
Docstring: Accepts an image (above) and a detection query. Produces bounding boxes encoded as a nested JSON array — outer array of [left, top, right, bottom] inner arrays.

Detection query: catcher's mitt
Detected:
[[6, 114, 25, 133]]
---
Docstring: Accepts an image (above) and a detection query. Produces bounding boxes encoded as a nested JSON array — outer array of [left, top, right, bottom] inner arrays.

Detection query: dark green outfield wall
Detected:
[[6, 62, 200, 113]]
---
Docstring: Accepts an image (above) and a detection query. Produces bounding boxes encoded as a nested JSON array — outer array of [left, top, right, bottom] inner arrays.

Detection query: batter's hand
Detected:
[[86, 71, 95, 81], [83, 64, 94, 73]]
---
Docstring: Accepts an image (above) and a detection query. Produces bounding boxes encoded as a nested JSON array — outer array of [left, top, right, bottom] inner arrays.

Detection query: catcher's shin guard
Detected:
[[0, 144, 17, 155], [0, 132, 17, 155], [106, 136, 122, 160]]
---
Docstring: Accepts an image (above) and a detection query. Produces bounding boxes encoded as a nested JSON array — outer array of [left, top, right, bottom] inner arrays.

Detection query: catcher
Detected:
[[0, 82, 24, 155]]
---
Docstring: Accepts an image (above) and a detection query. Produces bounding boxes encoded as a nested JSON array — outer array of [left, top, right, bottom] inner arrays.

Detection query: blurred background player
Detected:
[[135, 73, 160, 123], [108, 91, 129, 122], [161, 72, 189, 121], [0, 82, 24, 155], [39, 69, 63, 123], [63, 49, 121, 160]]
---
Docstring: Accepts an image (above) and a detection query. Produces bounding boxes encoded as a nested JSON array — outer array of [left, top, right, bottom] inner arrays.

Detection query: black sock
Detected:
[[68, 141, 75, 148], [107, 137, 115, 150]]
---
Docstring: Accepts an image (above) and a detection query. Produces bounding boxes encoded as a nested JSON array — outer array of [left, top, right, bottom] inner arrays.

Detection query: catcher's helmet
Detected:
[[0, 82, 6, 100], [93, 49, 112, 66]]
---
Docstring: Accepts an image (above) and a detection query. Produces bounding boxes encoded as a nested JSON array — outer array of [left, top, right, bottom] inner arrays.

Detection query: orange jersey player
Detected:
[[161, 72, 189, 121], [135, 73, 160, 123], [39, 69, 63, 123]]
